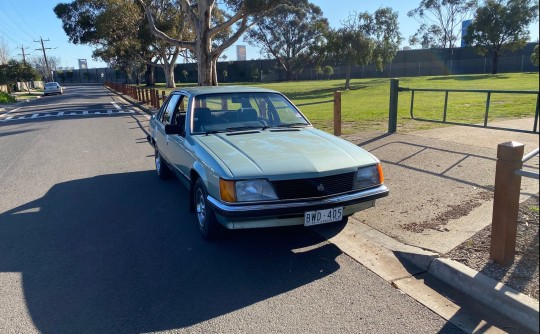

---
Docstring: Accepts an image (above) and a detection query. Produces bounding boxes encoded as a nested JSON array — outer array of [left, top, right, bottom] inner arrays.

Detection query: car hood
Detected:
[[194, 128, 378, 179]]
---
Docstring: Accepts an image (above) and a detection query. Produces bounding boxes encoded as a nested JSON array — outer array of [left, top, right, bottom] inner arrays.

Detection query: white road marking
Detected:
[[1, 109, 135, 123]]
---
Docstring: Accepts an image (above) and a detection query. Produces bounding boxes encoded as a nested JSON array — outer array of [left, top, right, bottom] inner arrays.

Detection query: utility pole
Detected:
[[18, 45, 30, 65], [35, 37, 52, 81]]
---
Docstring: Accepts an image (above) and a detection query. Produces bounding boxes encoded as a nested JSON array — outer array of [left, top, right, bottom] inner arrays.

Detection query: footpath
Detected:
[[320, 118, 539, 334]]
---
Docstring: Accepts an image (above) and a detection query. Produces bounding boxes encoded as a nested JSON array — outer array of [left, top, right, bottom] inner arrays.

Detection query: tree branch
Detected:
[[136, 0, 195, 51]]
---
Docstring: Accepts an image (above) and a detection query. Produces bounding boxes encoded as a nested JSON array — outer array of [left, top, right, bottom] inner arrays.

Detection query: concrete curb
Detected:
[[426, 257, 539, 333], [321, 220, 539, 333]]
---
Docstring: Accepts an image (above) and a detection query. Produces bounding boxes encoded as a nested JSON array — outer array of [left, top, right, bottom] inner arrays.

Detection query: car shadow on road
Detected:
[[0, 171, 341, 333]]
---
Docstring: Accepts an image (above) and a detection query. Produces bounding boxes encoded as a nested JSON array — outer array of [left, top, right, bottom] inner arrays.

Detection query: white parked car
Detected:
[[43, 82, 63, 96]]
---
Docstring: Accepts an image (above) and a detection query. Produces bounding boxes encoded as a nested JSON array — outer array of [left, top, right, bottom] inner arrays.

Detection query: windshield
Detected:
[[45, 83, 58, 87], [191, 92, 310, 134]]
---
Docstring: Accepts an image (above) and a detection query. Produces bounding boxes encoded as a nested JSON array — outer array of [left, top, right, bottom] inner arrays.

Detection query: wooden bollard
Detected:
[[334, 91, 341, 136], [490, 141, 524, 266]]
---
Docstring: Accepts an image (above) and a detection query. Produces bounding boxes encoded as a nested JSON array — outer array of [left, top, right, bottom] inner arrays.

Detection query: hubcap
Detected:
[[196, 188, 206, 228], [155, 152, 161, 173]]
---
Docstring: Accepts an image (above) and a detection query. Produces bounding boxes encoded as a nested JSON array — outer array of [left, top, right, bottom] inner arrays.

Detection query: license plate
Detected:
[[304, 207, 343, 226]]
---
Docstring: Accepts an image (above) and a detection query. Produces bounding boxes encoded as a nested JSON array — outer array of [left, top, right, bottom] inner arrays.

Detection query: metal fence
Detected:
[[387, 78, 540, 134]]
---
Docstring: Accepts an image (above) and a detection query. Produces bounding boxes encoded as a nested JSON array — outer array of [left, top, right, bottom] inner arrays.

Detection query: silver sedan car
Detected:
[[43, 82, 63, 96], [147, 86, 389, 239]]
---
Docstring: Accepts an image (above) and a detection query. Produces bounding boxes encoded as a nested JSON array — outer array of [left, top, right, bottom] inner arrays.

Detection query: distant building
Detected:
[[402, 46, 412, 51], [461, 20, 473, 47], [236, 46, 246, 61], [78, 59, 88, 70]]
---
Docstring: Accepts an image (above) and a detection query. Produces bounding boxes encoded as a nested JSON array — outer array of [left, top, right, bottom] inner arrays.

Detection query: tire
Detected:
[[194, 178, 223, 240], [155, 148, 172, 179]]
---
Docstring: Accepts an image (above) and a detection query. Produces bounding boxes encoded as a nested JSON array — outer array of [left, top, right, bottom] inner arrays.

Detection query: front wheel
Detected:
[[194, 178, 223, 240]]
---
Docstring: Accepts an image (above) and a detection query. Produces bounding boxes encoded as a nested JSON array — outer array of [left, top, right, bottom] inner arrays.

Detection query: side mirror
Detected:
[[165, 124, 185, 136]]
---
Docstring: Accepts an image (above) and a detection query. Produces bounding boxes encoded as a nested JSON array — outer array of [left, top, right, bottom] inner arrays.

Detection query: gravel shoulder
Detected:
[[444, 194, 539, 300]]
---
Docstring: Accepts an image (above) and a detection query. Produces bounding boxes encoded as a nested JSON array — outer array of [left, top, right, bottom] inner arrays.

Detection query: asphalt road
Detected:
[[0, 85, 464, 333]]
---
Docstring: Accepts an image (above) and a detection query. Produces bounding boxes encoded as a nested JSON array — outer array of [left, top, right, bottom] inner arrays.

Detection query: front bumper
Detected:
[[207, 184, 388, 228]]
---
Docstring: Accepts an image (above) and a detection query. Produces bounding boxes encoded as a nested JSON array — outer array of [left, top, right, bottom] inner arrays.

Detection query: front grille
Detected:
[[271, 172, 356, 200]]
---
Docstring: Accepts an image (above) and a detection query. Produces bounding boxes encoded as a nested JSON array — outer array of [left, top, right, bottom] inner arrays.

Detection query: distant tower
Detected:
[[236, 45, 246, 61], [78, 59, 88, 69], [461, 20, 473, 47]]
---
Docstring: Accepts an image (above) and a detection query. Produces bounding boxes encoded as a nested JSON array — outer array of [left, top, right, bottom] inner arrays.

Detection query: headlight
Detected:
[[354, 164, 384, 189], [220, 179, 278, 202]]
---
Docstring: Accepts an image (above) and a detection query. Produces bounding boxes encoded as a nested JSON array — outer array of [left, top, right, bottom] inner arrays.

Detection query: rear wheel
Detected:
[[155, 148, 172, 179], [194, 178, 223, 240]]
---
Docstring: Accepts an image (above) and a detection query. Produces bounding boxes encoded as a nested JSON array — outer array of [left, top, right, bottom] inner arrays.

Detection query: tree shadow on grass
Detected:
[[427, 74, 510, 81]]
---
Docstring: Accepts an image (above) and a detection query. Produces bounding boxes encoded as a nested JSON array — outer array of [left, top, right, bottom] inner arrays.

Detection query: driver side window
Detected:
[[161, 94, 181, 125], [171, 95, 187, 136]]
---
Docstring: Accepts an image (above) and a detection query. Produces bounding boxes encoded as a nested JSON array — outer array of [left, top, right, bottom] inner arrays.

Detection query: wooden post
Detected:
[[145, 89, 150, 104], [388, 78, 399, 133], [490, 141, 524, 266], [334, 91, 341, 136], [162, 91, 166, 106]]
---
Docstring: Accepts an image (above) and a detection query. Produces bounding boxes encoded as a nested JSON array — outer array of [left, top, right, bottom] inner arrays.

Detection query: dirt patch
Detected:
[[444, 195, 539, 300], [401, 191, 494, 233]]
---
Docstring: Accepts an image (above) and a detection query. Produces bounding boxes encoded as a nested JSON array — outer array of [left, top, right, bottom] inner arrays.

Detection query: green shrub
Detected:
[[0, 91, 16, 104]]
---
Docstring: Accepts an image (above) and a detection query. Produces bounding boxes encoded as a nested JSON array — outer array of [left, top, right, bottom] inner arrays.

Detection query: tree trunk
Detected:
[[196, 2, 214, 86], [492, 51, 499, 75], [344, 65, 351, 90], [163, 63, 176, 88], [145, 64, 155, 86], [211, 58, 218, 86]]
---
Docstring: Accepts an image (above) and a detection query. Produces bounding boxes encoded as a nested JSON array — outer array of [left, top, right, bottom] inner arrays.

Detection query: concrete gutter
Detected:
[[427, 257, 539, 333]]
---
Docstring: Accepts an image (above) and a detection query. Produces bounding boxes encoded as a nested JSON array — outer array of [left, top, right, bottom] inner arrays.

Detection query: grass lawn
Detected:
[[149, 72, 540, 135]]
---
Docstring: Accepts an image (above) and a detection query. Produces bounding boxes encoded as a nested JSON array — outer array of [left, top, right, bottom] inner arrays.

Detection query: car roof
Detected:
[[171, 86, 279, 96], [45, 82, 59, 85]]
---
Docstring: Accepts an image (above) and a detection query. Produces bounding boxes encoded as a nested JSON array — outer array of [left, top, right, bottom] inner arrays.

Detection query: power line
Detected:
[[6, 0, 39, 39]]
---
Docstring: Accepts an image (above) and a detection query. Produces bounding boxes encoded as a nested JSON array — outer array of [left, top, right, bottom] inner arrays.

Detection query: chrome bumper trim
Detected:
[[207, 185, 389, 218]]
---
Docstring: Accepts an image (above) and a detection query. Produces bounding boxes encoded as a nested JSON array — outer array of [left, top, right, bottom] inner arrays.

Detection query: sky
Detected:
[[1, 0, 539, 69]]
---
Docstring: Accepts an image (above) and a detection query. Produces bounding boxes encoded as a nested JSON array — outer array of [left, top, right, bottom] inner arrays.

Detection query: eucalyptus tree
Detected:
[[324, 8, 401, 89], [532, 44, 539, 67], [138, 0, 288, 86], [0, 37, 9, 65], [243, 0, 329, 81], [359, 7, 402, 72], [54, 0, 187, 87], [464, 0, 539, 74], [408, 0, 477, 49], [325, 23, 373, 89], [30, 56, 62, 80]]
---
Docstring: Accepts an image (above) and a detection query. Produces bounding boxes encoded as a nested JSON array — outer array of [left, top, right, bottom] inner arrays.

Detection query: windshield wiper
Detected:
[[225, 126, 265, 132], [272, 122, 309, 128], [203, 129, 228, 135]]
